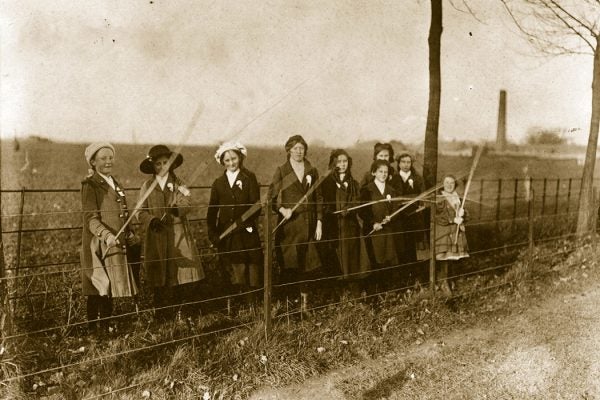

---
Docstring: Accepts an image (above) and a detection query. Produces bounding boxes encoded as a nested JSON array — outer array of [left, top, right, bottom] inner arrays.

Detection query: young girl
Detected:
[[360, 160, 399, 290], [137, 145, 205, 319], [321, 149, 369, 288], [435, 174, 469, 294]]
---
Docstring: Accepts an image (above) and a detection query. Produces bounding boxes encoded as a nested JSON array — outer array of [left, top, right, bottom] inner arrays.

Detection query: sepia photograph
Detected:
[[1, 0, 599, 398]]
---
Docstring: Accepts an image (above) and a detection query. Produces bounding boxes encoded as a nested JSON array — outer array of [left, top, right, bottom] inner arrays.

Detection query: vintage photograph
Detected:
[[1, 1, 599, 398]]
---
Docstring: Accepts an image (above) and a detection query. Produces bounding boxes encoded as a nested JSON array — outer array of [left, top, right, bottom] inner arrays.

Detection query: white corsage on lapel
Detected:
[[166, 182, 174, 192], [386, 194, 392, 202], [305, 174, 312, 187], [408, 178, 414, 188], [235, 180, 243, 190]]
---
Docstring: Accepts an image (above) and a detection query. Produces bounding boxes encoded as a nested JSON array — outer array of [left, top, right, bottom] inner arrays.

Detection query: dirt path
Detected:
[[250, 282, 600, 399]]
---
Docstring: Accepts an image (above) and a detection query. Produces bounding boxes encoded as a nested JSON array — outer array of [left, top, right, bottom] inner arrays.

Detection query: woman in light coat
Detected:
[[80, 142, 139, 333], [137, 145, 205, 318], [435, 175, 469, 294]]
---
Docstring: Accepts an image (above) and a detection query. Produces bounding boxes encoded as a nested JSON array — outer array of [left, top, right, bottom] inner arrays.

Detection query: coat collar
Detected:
[[282, 160, 314, 191]]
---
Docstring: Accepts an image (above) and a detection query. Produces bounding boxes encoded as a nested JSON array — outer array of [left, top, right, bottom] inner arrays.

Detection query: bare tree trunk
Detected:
[[423, 0, 443, 189], [0, 136, 12, 353], [576, 43, 600, 236]]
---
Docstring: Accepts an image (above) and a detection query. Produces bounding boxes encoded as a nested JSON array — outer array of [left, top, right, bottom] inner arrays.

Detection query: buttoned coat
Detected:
[[268, 159, 323, 272], [321, 173, 369, 278], [206, 168, 263, 267], [80, 172, 138, 297], [391, 169, 429, 261], [359, 181, 400, 266], [137, 174, 205, 287]]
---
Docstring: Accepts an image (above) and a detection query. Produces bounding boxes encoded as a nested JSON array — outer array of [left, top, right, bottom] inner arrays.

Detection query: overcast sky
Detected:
[[0, 0, 592, 147]]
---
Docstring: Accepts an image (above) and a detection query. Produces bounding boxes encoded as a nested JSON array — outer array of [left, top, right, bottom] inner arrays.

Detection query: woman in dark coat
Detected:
[[435, 175, 469, 294], [321, 149, 369, 289], [207, 141, 263, 304], [80, 142, 139, 333], [268, 135, 323, 310], [391, 152, 429, 283], [359, 160, 400, 292], [137, 145, 205, 318]]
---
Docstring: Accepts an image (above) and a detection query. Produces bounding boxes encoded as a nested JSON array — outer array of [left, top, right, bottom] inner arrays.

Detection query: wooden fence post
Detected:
[[0, 140, 14, 359], [512, 179, 518, 230], [478, 179, 484, 219], [495, 179, 502, 228], [541, 178, 547, 216], [566, 178, 572, 215], [263, 199, 272, 340], [528, 190, 535, 273], [429, 191, 437, 295], [554, 179, 560, 215]]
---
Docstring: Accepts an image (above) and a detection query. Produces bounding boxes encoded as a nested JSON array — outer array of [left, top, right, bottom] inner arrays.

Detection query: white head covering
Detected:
[[214, 141, 247, 165], [84, 142, 115, 167]]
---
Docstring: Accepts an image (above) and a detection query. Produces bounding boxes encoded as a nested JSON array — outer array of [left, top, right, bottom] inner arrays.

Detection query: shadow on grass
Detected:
[[361, 365, 412, 400]]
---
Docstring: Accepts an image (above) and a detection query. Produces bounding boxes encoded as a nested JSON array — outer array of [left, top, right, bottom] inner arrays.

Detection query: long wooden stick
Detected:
[[367, 183, 443, 235], [101, 104, 204, 260], [332, 195, 436, 215], [453, 146, 484, 243], [271, 169, 332, 235]]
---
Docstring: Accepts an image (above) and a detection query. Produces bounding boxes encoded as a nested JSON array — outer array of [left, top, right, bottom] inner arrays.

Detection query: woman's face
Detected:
[[91, 147, 114, 175], [222, 150, 240, 172], [153, 155, 170, 177], [398, 156, 412, 173], [375, 149, 390, 161], [288, 142, 306, 162], [336, 154, 349, 174], [372, 165, 389, 183], [443, 176, 456, 192]]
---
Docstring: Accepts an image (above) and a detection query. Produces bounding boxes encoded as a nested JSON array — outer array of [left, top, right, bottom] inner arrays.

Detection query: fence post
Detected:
[[512, 178, 518, 224], [528, 190, 535, 272], [429, 191, 437, 295], [541, 178, 547, 217], [0, 143, 14, 357], [554, 179, 560, 215], [263, 199, 272, 340], [478, 179, 484, 219], [495, 179, 502, 228], [566, 178, 572, 215], [15, 188, 25, 276]]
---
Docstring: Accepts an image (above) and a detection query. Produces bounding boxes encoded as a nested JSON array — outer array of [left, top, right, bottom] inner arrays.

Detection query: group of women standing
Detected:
[[80, 136, 469, 331]]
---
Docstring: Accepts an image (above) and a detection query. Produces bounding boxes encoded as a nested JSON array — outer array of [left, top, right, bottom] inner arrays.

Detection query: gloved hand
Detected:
[[105, 233, 119, 248], [150, 218, 165, 233], [453, 216, 464, 225], [457, 208, 465, 217]]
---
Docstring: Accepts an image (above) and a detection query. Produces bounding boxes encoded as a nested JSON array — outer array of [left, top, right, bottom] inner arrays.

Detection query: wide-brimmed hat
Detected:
[[84, 142, 115, 167], [139, 145, 183, 174], [214, 141, 248, 165]]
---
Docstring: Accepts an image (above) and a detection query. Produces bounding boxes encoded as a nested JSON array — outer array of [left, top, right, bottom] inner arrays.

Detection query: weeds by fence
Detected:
[[0, 178, 597, 398]]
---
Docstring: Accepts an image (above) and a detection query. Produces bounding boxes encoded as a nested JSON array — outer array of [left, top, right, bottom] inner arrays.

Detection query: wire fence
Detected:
[[0, 177, 598, 397]]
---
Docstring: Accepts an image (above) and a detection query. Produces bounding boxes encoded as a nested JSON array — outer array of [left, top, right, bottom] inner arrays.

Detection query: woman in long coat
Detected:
[[80, 142, 139, 333], [206, 142, 263, 304], [268, 135, 323, 309], [137, 145, 205, 317], [359, 160, 399, 291], [321, 149, 369, 287], [435, 175, 469, 294], [391, 152, 429, 282]]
